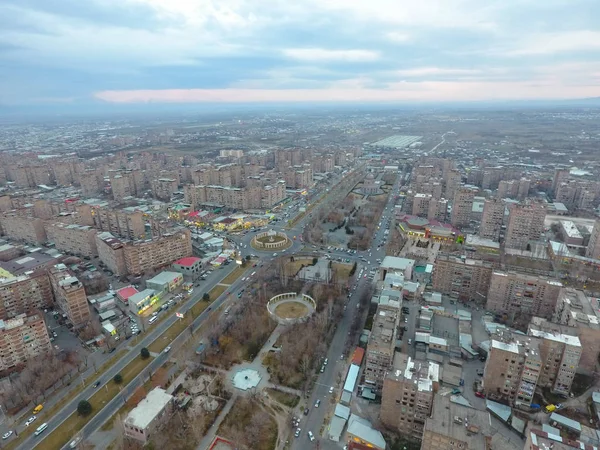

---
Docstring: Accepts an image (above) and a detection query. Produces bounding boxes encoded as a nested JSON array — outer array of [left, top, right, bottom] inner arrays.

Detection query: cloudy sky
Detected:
[[1, 0, 600, 107]]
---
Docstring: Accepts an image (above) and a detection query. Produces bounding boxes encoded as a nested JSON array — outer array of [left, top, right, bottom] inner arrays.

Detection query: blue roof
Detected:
[[344, 364, 360, 393], [549, 412, 582, 432]]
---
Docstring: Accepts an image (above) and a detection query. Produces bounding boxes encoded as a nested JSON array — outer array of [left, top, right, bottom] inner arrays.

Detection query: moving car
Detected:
[[93, 380, 101, 388], [329, 386, 334, 394], [25, 416, 37, 426], [314, 399, 321, 408], [2, 431, 13, 440], [308, 431, 315, 441], [475, 391, 485, 398], [164, 346, 172, 353]]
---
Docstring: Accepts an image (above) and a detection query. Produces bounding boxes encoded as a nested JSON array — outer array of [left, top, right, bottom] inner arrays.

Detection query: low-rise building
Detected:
[[128, 289, 159, 316], [0, 313, 52, 371], [172, 256, 203, 278], [421, 395, 493, 450], [123, 387, 174, 444], [146, 271, 183, 295]]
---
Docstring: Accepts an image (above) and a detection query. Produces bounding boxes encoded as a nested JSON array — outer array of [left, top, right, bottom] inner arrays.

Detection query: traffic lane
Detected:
[[55, 268, 247, 449], [292, 280, 370, 450], [21, 265, 240, 450]]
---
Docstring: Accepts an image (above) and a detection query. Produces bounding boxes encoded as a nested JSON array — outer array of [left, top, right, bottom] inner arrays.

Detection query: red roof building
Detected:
[[352, 347, 365, 366], [174, 257, 201, 267], [116, 286, 139, 303]]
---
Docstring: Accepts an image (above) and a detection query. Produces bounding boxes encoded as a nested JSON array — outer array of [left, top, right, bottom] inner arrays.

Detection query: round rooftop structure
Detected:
[[267, 292, 316, 325]]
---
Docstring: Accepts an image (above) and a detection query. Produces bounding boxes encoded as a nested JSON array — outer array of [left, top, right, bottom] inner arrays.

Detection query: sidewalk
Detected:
[[196, 394, 238, 450]]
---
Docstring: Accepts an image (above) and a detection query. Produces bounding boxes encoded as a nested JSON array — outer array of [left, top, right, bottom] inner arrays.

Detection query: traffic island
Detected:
[[251, 229, 292, 251]]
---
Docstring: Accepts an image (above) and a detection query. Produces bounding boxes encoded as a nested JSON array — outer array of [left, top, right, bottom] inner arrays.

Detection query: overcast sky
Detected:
[[1, 0, 600, 106]]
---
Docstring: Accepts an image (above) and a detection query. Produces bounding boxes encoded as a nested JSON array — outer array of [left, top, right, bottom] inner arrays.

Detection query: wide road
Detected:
[[20, 165, 366, 449], [17, 263, 240, 450], [291, 177, 402, 450]]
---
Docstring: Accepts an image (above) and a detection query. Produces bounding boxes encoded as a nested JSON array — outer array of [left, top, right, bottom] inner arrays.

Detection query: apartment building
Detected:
[[44, 222, 98, 257], [49, 264, 91, 328], [586, 219, 600, 259], [421, 395, 493, 450], [486, 271, 563, 319], [450, 187, 475, 228], [96, 232, 127, 276], [444, 169, 461, 199], [364, 304, 400, 393], [412, 193, 432, 217], [79, 168, 103, 196], [530, 329, 581, 396], [479, 199, 504, 241], [0, 272, 53, 320], [484, 330, 581, 404], [123, 229, 192, 276], [380, 354, 438, 440], [0, 214, 47, 244], [552, 169, 570, 195], [483, 338, 542, 406], [110, 173, 134, 201], [184, 184, 285, 210], [427, 198, 447, 222], [92, 208, 145, 240], [151, 178, 178, 201], [504, 202, 546, 250], [0, 313, 52, 371], [432, 254, 493, 302]]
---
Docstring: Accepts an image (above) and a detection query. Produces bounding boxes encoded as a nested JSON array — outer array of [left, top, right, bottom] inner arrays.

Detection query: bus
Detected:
[[35, 423, 48, 436]]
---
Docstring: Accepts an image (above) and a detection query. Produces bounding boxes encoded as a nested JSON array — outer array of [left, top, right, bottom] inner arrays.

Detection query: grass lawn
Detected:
[[332, 262, 354, 282], [221, 265, 248, 285], [266, 388, 300, 408], [5, 349, 128, 450], [207, 284, 227, 301], [274, 302, 308, 319], [33, 355, 154, 450], [283, 258, 313, 277]]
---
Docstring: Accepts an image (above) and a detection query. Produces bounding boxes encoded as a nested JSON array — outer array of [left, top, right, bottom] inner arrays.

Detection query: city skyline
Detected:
[[1, 0, 600, 108]]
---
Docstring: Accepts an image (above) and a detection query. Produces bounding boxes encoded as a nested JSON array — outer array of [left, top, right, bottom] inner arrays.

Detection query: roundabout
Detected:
[[251, 229, 292, 251], [267, 292, 316, 325]]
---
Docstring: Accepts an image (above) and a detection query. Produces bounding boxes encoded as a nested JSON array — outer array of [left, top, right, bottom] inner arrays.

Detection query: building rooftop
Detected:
[[347, 414, 386, 449], [529, 329, 581, 347], [561, 220, 583, 239], [425, 395, 492, 449], [124, 388, 173, 430], [117, 286, 139, 300], [389, 353, 439, 392], [146, 271, 182, 286], [129, 289, 156, 305], [0, 251, 57, 276], [381, 256, 415, 271], [527, 427, 596, 450], [368, 305, 398, 354], [173, 256, 201, 267]]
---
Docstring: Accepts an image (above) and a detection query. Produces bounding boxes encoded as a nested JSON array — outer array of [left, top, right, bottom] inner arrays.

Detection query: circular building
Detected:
[[267, 292, 316, 325]]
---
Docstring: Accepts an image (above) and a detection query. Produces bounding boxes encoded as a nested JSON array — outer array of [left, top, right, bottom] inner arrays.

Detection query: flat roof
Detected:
[[125, 388, 173, 430], [561, 220, 583, 239], [129, 289, 156, 305], [147, 271, 183, 285], [174, 256, 201, 267], [369, 135, 422, 149], [117, 286, 139, 300], [344, 364, 360, 393], [381, 256, 415, 270], [347, 414, 386, 449]]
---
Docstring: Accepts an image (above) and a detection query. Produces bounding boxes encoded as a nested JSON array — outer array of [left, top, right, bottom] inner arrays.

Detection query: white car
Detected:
[[2, 431, 13, 440], [329, 386, 334, 394], [308, 431, 315, 441], [315, 399, 321, 408], [164, 346, 171, 353], [25, 416, 37, 426]]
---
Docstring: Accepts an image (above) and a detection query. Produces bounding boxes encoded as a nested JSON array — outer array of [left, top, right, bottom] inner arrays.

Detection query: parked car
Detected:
[[314, 399, 321, 408], [475, 391, 485, 398], [2, 431, 13, 440]]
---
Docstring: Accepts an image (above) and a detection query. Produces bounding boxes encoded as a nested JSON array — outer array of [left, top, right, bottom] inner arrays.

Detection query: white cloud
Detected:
[[282, 48, 380, 62], [509, 30, 600, 55], [385, 31, 411, 43], [395, 67, 482, 77]]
